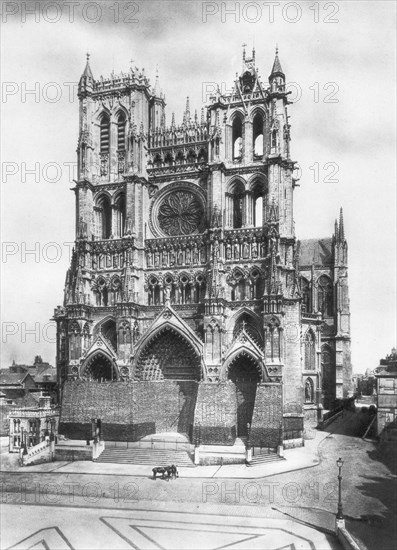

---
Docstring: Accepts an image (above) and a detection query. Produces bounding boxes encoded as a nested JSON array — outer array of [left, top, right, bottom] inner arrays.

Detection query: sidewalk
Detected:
[[1, 428, 329, 479]]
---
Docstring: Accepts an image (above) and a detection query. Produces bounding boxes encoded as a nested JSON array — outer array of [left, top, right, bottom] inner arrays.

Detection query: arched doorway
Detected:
[[82, 352, 117, 381], [135, 328, 200, 437], [227, 353, 261, 438], [136, 328, 200, 381]]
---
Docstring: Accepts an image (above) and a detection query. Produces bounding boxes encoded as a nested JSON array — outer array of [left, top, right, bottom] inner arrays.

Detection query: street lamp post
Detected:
[[336, 457, 344, 520]]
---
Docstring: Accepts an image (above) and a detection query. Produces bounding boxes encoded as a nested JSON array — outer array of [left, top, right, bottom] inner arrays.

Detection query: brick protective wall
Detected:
[[284, 416, 304, 439], [193, 382, 237, 445], [250, 384, 282, 448], [59, 380, 198, 441]]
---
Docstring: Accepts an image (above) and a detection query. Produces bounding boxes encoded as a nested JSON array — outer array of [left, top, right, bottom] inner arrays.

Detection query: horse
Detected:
[[152, 465, 178, 481], [169, 464, 179, 479], [152, 466, 168, 480]]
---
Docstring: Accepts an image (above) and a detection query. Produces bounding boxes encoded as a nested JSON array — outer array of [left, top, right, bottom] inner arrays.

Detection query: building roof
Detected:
[[0, 371, 31, 386], [299, 238, 333, 268], [11, 393, 41, 408], [1, 362, 56, 385], [34, 367, 57, 383], [8, 364, 30, 373], [1, 392, 41, 409], [375, 365, 397, 377]]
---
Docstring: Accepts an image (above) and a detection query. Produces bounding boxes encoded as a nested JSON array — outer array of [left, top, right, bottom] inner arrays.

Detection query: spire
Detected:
[[78, 52, 94, 96], [269, 45, 285, 79], [339, 207, 345, 241], [334, 218, 339, 242], [183, 96, 190, 124], [171, 112, 175, 128], [201, 107, 205, 124], [83, 52, 93, 79], [194, 109, 198, 124], [154, 65, 160, 96]]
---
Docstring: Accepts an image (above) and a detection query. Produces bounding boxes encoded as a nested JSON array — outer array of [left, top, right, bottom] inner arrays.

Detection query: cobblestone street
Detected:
[[1, 411, 396, 549]]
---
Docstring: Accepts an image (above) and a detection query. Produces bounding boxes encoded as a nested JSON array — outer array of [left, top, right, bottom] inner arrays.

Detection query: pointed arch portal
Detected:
[[227, 353, 261, 438], [82, 352, 117, 381], [136, 328, 201, 381]]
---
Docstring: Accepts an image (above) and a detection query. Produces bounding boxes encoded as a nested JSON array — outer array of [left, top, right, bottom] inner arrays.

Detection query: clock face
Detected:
[[157, 190, 204, 236]]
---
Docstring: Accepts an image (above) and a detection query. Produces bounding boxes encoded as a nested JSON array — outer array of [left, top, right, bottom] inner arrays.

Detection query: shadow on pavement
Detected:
[[321, 410, 375, 438], [346, 471, 397, 550]]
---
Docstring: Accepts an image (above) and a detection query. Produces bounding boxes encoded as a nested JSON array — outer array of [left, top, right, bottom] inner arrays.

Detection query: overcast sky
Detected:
[[1, 0, 396, 372]]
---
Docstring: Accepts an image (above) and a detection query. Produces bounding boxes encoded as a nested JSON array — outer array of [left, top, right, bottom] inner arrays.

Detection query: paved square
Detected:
[[2, 505, 341, 550]]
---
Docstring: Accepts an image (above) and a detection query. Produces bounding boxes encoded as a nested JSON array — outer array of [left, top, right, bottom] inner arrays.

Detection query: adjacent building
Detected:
[[8, 395, 59, 453], [375, 348, 397, 434]]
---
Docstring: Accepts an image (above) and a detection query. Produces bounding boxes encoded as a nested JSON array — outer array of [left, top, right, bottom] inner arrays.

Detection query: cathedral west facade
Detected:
[[54, 48, 352, 448]]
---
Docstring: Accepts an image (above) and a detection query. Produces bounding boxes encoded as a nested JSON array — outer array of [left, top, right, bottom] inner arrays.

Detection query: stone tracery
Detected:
[[135, 328, 200, 381], [158, 191, 204, 236]]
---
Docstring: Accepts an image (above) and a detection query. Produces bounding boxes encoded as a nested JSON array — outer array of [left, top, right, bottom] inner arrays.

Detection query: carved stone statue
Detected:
[[243, 241, 249, 259], [125, 217, 134, 235], [305, 380, 313, 402], [164, 285, 171, 304], [79, 217, 87, 238], [147, 251, 152, 267], [193, 244, 199, 264]]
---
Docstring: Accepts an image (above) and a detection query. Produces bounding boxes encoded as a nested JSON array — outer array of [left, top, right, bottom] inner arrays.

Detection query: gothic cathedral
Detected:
[[54, 48, 352, 448]]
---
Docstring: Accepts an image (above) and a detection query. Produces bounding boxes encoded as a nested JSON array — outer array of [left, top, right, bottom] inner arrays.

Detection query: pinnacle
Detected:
[[81, 53, 93, 80], [339, 207, 345, 241], [270, 47, 284, 77]]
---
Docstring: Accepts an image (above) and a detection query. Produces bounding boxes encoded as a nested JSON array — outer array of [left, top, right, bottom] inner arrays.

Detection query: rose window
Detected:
[[158, 191, 204, 236]]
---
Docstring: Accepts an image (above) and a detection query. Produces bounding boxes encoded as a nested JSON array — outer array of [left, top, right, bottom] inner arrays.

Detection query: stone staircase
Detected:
[[249, 452, 285, 466], [95, 447, 195, 467], [197, 438, 247, 465]]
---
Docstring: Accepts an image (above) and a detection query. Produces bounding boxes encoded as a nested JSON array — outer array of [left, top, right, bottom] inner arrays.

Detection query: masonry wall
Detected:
[[59, 380, 198, 441], [250, 383, 282, 448], [342, 339, 353, 398], [283, 303, 303, 411], [193, 382, 237, 445]]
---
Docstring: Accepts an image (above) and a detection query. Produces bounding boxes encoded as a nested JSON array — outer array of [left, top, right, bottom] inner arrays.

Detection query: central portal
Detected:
[[228, 354, 261, 437]]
